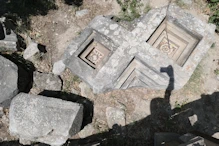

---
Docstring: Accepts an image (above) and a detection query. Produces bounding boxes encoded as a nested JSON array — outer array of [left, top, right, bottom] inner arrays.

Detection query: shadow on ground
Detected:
[[64, 0, 83, 6], [64, 66, 219, 145], [0, 0, 57, 31], [1, 66, 219, 146]]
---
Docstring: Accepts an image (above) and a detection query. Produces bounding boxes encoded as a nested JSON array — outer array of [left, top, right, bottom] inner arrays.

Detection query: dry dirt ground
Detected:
[[0, 0, 219, 145]]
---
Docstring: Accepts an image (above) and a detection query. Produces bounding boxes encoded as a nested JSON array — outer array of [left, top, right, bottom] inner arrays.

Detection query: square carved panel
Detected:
[[79, 39, 110, 69], [147, 19, 200, 66]]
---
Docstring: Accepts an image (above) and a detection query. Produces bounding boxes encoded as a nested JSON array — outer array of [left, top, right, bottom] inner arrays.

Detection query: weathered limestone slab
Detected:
[[0, 55, 18, 103], [9, 93, 83, 146], [55, 4, 215, 93], [23, 41, 39, 60], [33, 71, 62, 91], [0, 18, 18, 52]]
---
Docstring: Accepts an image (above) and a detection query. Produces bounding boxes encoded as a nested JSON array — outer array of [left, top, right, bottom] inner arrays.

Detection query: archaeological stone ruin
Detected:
[[54, 4, 215, 93], [9, 93, 83, 146], [0, 2, 217, 146], [0, 55, 18, 104]]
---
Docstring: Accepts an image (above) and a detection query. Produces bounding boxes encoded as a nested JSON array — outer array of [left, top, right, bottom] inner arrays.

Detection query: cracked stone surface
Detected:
[[9, 93, 83, 146], [33, 71, 62, 91], [0, 55, 18, 104], [55, 4, 215, 93]]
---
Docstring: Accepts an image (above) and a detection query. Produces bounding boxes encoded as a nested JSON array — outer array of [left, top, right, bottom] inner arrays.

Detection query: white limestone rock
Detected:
[[0, 55, 18, 104], [188, 114, 198, 126], [23, 41, 39, 60], [33, 71, 62, 91], [75, 9, 89, 18], [52, 60, 66, 75], [9, 93, 83, 146]]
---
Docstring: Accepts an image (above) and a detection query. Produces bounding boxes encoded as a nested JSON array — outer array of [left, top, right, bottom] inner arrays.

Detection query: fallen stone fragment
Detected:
[[0, 55, 18, 104], [212, 132, 219, 139], [0, 18, 18, 52], [23, 41, 39, 60], [9, 93, 83, 146], [75, 9, 89, 18], [78, 124, 95, 138], [33, 71, 62, 91], [106, 107, 125, 129], [52, 60, 66, 75], [188, 114, 198, 126]]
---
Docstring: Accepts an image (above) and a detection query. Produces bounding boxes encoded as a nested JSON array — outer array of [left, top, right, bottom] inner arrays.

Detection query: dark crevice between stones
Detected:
[[0, 53, 35, 93], [0, 141, 49, 146], [64, 0, 83, 6], [0, 23, 5, 40], [17, 34, 26, 51]]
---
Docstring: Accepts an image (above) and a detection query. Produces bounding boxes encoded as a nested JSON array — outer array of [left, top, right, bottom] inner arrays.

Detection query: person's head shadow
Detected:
[[150, 65, 174, 119], [39, 90, 94, 129], [160, 65, 174, 99]]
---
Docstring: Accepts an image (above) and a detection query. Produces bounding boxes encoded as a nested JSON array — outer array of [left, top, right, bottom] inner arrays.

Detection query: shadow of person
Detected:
[[150, 65, 174, 130], [0, 0, 57, 32]]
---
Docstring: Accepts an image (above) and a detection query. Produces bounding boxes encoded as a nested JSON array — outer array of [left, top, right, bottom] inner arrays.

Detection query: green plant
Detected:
[[175, 0, 186, 8], [208, 0, 219, 32], [144, 4, 151, 14], [116, 0, 143, 21], [174, 101, 182, 109], [62, 75, 81, 92], [72, 75, 81, 82], [209, 0, 219, 2], [211, 42, 216, 48], [214, 68, 219, 75], [174, 99, 188, 109]]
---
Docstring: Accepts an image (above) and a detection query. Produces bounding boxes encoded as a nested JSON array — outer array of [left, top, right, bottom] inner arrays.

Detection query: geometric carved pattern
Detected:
[[116, 58, 167, 89], [58, 5, 214, 93], [86, 48, 104, 65], [158, 36, 179, 55], [79, 39, 110, 69], [148, 19, 200, 66]]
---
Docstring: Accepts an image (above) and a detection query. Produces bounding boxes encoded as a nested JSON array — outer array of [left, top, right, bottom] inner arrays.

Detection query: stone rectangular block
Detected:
[[0, 55, 18, 104], [9, 93, 83, 146], [55, 4, 215, 93]]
